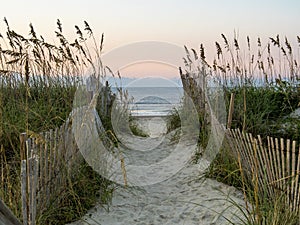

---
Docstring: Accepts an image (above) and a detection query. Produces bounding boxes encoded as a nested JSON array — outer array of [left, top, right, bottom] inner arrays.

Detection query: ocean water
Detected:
[[124, 87, 184, 116]]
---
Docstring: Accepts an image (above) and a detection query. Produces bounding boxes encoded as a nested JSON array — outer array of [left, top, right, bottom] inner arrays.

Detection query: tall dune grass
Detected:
[[181, 34, 299, 139], [0, 19, 115, 224], [180, 34, 300, 224]]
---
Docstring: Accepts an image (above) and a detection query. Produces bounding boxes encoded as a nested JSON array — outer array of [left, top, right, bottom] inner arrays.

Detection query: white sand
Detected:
[[134, 116, 168, 138], [68, 116, 246, 225]]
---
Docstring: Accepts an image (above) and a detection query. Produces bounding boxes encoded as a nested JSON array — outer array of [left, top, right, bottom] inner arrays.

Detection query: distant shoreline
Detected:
[[131, 115, 169, 119]]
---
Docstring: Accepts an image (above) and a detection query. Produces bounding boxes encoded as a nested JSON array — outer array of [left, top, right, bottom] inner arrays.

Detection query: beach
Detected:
[[68, 116, 246, 225], [133, 116, 169, 137]]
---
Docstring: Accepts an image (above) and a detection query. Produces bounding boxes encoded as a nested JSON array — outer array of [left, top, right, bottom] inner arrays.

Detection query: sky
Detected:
[[1, 0, 300, 79]]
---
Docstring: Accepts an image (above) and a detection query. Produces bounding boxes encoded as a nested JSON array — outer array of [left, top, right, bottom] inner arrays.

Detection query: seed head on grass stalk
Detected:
[[180, 33, 300, 224], [0, 18, 117, 224]]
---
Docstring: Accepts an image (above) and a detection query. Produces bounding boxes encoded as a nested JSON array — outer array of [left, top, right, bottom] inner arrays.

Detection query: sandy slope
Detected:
[[68, 116, 246, 225]]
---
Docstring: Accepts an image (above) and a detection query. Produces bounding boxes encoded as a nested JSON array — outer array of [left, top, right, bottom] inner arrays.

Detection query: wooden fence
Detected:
[[19, 79, 114, 225], [227, 128, 300, 213], [14, 74, 299, 223], [20, 118, 82, 225]]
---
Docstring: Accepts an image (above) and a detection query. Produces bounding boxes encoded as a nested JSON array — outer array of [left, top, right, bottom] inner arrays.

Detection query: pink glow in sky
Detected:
[[1, 0, 300, 78], [119, 62, 178, 78]]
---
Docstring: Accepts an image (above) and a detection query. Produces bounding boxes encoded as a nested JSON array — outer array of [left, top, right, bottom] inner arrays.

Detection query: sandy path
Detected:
[[68, 116, 246, 225]]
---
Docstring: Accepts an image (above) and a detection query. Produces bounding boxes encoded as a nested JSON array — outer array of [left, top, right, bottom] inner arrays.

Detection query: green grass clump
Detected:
[[225, 185, 300, 225], [166, 102, 208, 150], [207, 138, 300, 225], [166, 108, 181, 133], [1, 79, 78, 158], [129, 118, 149, 137], [180, 34, 300, 224], [206, 139, 243, 189], [0, 19, 116, 223], [37, 161, 113, 225], [226, 83, 299, 140]]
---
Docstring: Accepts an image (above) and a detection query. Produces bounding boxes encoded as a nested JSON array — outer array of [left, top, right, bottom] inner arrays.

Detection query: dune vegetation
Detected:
[[0, 17, 299, 224], [0, 19, 116, 224], [173, 34, 300, 224]]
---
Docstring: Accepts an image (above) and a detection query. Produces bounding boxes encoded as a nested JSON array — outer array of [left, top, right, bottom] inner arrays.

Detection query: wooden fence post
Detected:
[[87, 76, 96, 103], [227, 93, 235, 129], [21, 160, 27, 225], [20, 133, 29, 225], [30, 156, 38, 225], [105, 80, 109, 117], [20, 133, 27, 161]]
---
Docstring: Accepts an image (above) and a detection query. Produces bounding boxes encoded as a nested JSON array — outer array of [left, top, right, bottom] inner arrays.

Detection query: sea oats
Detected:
[[57, 19, 62, 33], [191, 48, 198, 60], [215, 41, 222, 59], [285, 37, 292, 55], [234, 38, 239, 51]]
